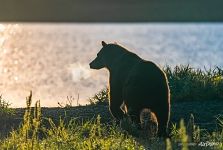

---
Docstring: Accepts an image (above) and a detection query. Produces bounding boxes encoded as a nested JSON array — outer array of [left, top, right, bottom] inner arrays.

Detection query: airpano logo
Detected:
[[177, 141, 222, 147], [198, 141, 222, 147]]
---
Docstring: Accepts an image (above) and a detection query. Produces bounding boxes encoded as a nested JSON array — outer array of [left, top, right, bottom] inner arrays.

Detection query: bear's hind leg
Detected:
[[156, 112, 169, 138]]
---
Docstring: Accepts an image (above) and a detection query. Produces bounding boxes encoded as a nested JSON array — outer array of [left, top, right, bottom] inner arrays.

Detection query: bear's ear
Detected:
[[102, 41, 107, 47]]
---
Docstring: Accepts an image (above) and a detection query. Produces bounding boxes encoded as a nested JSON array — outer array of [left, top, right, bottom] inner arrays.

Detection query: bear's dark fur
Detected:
[[90, 41, 170, 137]]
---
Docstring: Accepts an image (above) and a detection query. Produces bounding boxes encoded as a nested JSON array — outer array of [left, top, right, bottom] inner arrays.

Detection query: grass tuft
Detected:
[[164, 65, 223, 102]]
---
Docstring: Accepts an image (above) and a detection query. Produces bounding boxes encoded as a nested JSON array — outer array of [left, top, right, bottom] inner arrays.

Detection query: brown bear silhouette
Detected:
[[90, 41, 170, 137]]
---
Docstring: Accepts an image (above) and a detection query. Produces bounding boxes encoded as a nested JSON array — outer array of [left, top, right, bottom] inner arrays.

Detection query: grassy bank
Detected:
[[165, 65, 223, 102], [0, 65, 223, 149], [0, 94, 222, 149]]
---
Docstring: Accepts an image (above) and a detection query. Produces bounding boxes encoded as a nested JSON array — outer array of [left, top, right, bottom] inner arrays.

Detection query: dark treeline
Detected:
[[0, 0, 223, 22]]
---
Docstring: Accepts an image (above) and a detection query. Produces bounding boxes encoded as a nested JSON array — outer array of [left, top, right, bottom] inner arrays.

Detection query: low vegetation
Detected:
[[165, 65, 223, 102], [0, 92, 144, 150], [0, 92, 222, 149], [0, 96, 15, 139], [0, 65, 222, 149], [0, 95, 14, 117]]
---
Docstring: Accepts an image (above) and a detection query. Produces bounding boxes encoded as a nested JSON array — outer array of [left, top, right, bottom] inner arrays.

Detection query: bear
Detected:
[[89, 41, 170, 137]]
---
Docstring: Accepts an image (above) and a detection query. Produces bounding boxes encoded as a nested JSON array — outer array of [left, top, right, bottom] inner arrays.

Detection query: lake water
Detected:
[[0, 23, 223, 107]]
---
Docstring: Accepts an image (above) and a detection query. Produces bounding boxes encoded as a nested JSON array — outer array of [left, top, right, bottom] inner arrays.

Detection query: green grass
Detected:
[[0, 93, 222, 149], [0, 95, 15, 117], [165, 65, 223, 102], [0, 95, 15, 139], [0, 92, 144, 150], [0, 65, 223, 149]]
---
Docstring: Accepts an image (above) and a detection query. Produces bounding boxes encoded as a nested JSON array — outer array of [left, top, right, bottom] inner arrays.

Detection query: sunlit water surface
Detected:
[[0, 23, 223, 107]]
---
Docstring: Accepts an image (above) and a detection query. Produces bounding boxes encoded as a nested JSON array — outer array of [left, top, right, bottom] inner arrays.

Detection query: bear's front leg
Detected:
[[109, 91, 125, 121], [109, 101, 125, 121]]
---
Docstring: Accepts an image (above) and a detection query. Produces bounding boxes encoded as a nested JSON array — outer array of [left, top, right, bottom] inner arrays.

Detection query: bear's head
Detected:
[[90, 41, 123, 70]]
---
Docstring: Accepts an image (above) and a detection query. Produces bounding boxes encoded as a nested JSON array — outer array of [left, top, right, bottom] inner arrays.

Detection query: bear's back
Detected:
[[125, 60, 166, 86], [123, 60, 169, 107]]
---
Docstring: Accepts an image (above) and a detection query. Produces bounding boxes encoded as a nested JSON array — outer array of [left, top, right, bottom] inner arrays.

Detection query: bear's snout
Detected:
[[89, 62, 94, 69], [89, 57, 105, 69], [89, 59, 100, 69]]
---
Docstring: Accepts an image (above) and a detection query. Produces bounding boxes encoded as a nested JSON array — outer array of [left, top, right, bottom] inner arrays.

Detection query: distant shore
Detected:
[[1, 0, 223, 22]]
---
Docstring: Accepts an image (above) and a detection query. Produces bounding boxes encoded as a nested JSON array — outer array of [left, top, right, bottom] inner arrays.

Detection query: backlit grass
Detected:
[[0, 92, 144, 150], [0, 65, 223, 149], [0, 92, 222, 149], [165, 65, 223, 102]]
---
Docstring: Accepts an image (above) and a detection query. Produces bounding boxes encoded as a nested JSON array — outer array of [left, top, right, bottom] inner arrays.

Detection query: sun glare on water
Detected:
[[0, 23, 223, 108], [0, 24, 6, 47]]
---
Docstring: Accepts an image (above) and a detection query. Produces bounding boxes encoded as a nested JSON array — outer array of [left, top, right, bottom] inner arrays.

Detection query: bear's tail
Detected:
[[140, 108, 158, 138]]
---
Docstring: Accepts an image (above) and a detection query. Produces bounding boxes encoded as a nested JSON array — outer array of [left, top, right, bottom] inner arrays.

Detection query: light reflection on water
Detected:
[[0, 23, 223, 107]]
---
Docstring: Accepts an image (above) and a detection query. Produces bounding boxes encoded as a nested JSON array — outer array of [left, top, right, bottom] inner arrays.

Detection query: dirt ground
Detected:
[[1, 100, 222, 139]]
